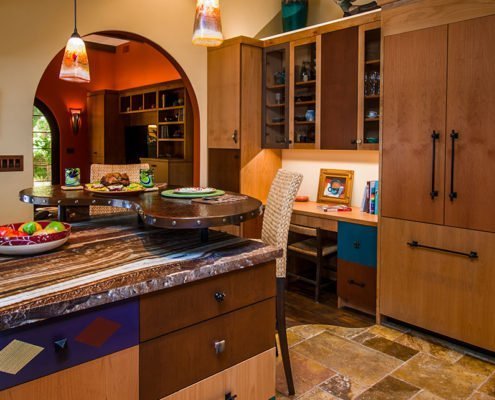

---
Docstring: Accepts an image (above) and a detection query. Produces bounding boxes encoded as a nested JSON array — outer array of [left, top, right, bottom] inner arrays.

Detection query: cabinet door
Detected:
[[445, 15, 495, 233], [381, 26, 448, 224], [320, 27, 358, 150], [380, 217, 495, 351], [208, 44, 241, 149], [87, 93, 105, 164]]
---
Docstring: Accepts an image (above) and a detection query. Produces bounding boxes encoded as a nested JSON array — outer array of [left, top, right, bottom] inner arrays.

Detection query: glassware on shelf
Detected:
[[365, 71, 381, 96]]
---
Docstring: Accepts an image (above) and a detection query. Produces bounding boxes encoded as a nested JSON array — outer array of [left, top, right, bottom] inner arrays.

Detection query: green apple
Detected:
[[45, 221, 66, 232]]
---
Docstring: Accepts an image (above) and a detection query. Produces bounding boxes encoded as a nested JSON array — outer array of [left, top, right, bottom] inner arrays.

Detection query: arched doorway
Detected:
[[32, 99, 60, 186]]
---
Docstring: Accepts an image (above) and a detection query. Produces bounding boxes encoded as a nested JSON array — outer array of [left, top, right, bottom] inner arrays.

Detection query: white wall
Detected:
[[282, 150, 379, 207]]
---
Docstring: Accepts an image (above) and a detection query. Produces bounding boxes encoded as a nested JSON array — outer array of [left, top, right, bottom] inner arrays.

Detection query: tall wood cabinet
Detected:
[[379, 1, 495, 351], [208, 38, 282, 237]]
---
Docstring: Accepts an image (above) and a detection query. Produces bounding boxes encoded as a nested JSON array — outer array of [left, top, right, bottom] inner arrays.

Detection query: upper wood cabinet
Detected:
[[320, 27, 359, 150], [381, 16, 495, 233], [208, 44, 241, 149], [444, 15, 495, 233], [381, 25, 448, 225]]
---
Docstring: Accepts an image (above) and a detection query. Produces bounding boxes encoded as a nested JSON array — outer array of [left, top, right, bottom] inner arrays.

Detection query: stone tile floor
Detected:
[[276, 324, 495, 400]]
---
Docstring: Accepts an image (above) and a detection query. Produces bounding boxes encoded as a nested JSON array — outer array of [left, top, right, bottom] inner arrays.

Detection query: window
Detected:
[[32, 106, 52, 186]]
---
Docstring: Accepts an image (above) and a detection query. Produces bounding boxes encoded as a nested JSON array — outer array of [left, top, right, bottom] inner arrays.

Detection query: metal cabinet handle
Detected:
[[353, 240, 361, 249], [214, 339, 226, 354], [214, 291, 226, 302], [449, 130, 459, 201], [351, 139, 362, 145], [407, 240, 478, 260], [232, 130, 238, 144], [430, 131, 440, 199], [225, 393, 238, 400], [348, 279, 365, 288]]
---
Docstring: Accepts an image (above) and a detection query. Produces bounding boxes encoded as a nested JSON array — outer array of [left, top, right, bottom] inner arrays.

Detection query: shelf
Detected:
[[266, 103, 286, 108], [158, 138, 185, 141], [266, 122, 285, 126], [159, 106, 185, 111], [364, 95, 380, 100], [295, 80, 316, 86], [364, 117, 380, 122], [293, 143, 316, 149], [120, 109, 158, 115], [295, 121, 315, 125], [365, 59, 381, 65], [266, 84, 286, 90], [294, 100, 316, 106], [158, 121, 185, 125]]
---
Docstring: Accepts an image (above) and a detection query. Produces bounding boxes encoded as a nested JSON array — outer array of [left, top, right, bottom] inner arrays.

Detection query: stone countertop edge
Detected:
[[0, 243, 282, 332]]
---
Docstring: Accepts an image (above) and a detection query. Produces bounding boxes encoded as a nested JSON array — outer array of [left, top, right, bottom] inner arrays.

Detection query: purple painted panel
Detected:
[[0, 299, 139, 390]]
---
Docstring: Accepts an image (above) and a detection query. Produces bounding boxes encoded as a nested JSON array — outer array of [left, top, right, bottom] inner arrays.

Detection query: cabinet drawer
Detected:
[[0, 299, 139, 391], [338, 260, 376, 314], [380, 217, 495, 351], [140, 262, 275, 341], [163, 349, 275, 400], [338, 222, 377, 267], [139, 298, 275, 400]]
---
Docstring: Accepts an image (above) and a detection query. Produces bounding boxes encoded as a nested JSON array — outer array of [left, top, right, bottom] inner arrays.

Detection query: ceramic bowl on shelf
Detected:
[[0, 221, 71, 256]]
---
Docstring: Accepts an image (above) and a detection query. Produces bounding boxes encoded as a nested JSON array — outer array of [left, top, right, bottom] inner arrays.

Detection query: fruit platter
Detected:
[[84, 173, 145, 195], [0, 221, 71, 256]]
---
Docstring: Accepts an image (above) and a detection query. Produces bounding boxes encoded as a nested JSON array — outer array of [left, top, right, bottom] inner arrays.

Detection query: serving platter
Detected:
[[173, 187, 217, 195], [161, 189, 225, 199], [84, 183, 145, 196]]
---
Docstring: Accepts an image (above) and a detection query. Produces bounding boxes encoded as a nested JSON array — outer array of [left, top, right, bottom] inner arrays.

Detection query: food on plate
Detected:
[[0, 227, 13, 237], [100, 173, 130, 187], [19, 221, 42, 235]]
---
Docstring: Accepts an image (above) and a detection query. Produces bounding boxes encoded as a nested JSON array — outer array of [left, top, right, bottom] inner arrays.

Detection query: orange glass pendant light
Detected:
[[59, 0, 90, 83], [192, 0, 224, 47]]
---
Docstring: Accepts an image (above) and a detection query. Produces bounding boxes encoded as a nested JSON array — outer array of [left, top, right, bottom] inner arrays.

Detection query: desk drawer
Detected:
[[338, 222, 377, 267], [139, 298, 275, 400], [140, 262, 275, 341], [0, 300, 139, 391], [338, 260, 376, 314]]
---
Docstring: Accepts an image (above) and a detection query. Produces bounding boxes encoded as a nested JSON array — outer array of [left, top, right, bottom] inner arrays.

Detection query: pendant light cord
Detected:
[[73, 0, 78, 34]]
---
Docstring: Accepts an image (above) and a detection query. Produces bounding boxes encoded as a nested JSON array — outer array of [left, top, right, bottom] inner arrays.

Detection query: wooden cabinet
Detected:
[[320, 27, 359, 150], [87, 90, 124, 165], [207, 44, 241, 149], [381, 25, 448, 225], [140, 158, 193, 187], [163, 349, 275, 400], [444, 15, 495, 233], [380, 217, 495, 351]]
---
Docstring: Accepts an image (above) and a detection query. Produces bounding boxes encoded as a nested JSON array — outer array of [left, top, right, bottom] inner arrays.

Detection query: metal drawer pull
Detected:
[[430, 130, 440, 199], [353, 241, 361, 249], [214, 339, 226, 354], [407, 241, 478, 260], [214, 291, 226, 302], [348, 279, 365, 288]]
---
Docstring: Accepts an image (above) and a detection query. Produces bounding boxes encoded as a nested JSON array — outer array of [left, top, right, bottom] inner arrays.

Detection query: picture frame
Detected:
[[317, 169, 354, 205]]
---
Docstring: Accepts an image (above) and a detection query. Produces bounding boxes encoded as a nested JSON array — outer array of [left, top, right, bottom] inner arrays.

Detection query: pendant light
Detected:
[[59, 0, 90, 83], [192, 0, 224, 47]]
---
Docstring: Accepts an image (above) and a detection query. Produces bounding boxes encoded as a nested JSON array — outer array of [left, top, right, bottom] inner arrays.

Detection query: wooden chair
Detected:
[[261, 169, 303, 396], [287, 224, 338, 302], [89, 163, 149, 216]]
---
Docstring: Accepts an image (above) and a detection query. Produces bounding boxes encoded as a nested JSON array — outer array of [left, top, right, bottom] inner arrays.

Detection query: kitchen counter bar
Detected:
[[0, 215, 280, 331]]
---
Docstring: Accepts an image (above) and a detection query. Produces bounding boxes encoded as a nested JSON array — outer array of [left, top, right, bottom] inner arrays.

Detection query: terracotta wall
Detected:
[[35, 41, 181, 183]]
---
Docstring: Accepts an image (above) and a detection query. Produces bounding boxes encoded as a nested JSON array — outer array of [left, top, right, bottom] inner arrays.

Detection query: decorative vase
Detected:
[[281, 0, 308, 32], [65, 168, 80, 187], [139, 169, 155, 188]]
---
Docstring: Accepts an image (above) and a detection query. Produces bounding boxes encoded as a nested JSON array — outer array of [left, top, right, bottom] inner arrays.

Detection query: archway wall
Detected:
[[0, 0, 285, 224]]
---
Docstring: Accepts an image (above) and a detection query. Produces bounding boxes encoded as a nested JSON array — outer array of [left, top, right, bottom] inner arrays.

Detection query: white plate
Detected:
[[0, 237, 69, 256], [173, 187, 217, 194]]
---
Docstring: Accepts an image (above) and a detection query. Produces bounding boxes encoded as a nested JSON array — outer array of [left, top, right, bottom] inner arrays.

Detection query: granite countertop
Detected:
[[0, 216, 281, 331]]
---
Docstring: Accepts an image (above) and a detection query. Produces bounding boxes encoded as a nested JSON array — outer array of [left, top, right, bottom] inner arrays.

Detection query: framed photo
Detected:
[[317, 169, 354, 205]]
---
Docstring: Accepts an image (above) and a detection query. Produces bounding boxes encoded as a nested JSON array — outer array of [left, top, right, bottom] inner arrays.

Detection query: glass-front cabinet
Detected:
[[262, 43, 290, 148]]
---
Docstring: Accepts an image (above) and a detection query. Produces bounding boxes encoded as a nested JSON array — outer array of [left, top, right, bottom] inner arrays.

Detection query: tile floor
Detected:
[[276, 324, 495, 400]]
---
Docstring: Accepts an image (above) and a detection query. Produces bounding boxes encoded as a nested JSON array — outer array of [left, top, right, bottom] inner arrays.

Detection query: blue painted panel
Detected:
[[0, 299, 139, 390], [338, 222, 377, 268]]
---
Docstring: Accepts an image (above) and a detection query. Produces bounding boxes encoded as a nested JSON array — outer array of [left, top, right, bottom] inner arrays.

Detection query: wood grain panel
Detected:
[[381, 26, 447, 225], [207, 149, 240, 192], [140, 298, 275, 399], [163, 349, 275, 400], [140, 262, 276, 341], [0, 347, 138, 400], [290, 213, 338, 232], [208, 44, 241, 149], [445, 15, 495, 233], [320, 27, 359, 150], [381, 0, 495, 36], [380, 217, 495, 351], [338, 260, 376, 315]]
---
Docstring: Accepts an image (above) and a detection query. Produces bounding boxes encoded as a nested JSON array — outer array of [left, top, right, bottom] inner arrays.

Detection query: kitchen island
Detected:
[[0, 216, 280, 400]]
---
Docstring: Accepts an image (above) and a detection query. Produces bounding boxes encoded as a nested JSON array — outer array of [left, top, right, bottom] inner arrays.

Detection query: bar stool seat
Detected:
[[288, 238, 338, 257]]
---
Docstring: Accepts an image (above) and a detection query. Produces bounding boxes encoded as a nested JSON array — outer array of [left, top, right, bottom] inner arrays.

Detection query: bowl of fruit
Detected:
[[0, 221, 71, 256]]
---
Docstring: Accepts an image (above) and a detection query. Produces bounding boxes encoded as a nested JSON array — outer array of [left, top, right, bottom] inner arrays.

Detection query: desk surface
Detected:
[[292, 201, 378, 227]]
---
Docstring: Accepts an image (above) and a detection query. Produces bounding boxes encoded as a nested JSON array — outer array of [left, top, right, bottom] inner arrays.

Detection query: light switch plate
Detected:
[[0, 156, 23, 172]]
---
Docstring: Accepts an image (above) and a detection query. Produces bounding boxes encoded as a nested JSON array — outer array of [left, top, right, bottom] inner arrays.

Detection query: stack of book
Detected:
[[361, 180, 379, 215]]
